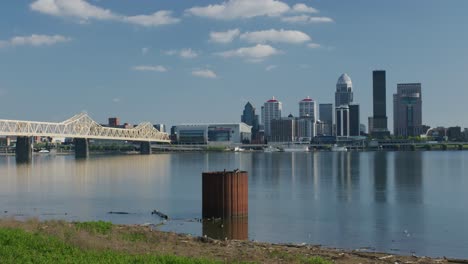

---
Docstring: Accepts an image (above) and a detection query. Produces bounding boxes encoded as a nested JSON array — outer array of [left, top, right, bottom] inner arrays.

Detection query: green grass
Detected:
[[75, 221, 113, 235], [302, 257, 333, 264], [121, 232, 148, 242], [0, 227, 218, 264]]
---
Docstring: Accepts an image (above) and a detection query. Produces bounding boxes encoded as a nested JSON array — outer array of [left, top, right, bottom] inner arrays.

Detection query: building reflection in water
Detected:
[[373, 152, 388, 203], [202, 218, 248, 240]]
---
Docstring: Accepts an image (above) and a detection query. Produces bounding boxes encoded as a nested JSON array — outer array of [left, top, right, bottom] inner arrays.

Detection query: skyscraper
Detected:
[[349, 104, 360, 136], [335, 73, 353, 107], [299, 97, 316, 121], [319, 103, 333, 136], [262, 97, 282, 138], [241, 102, 260, 139], [335, 105, 350, 137], [393, 83, 423, 137], [371, 70, 390, 138]]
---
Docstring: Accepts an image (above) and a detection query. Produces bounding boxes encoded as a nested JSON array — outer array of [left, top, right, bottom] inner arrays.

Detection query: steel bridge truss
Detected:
[[0, 113, 170, 142]]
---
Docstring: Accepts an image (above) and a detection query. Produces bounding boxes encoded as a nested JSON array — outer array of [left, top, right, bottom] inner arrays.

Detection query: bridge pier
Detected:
[[15, 136, 32, 163], [74, 138, 89, 158], [140, 142, 152, 155]]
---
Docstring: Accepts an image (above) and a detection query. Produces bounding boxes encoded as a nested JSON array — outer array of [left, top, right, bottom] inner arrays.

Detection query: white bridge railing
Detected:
[[0, 113, 170, 142]]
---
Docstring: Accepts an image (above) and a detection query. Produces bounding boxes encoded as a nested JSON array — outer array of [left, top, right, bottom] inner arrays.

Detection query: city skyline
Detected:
[[1, 0, 468, 130]]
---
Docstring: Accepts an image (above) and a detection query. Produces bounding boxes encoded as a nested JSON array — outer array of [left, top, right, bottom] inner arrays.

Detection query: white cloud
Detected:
[[132, 65, 167, 72], [186, 0, 290, 20], [217, 44, 280, 61], [192, 69, 217, 79], [209, 29, 240, 44], [0, 34, 71, 47], [141, 47, 149, 55], [165, 48, 198, 59], [281, 15, 334, 23], [30, 0, 116, 21], [30, 0, 180, 27], [123, 11, 180, 27], [112, 98, 121, 103], [240, 29, 310, 44], [265, 65, 277, 71], [291, 3, 318, 14], [180, 48, 198, 59], [307, 43, 321, 49]]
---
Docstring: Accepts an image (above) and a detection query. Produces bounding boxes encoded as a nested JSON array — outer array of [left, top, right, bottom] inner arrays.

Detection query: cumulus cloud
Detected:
[[30, 0, 179, 27], [307, 43, 321, 49], [240, 29, 311, 44], [291, 3, 318, 14], [0, 34, 71, 47], [123, 11, 180, 27], [165, 48, 199, 59], [281, 15, 334, 23], [132, 65, 167, 72], [186, 0, 289, 20], [210, 29, 240, 43], [217, 44, 280, 61], [192, 69, 217, 79]]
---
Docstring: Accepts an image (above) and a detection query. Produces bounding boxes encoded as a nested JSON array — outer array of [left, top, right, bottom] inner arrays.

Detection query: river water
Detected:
[[1, 151, 467, 258]]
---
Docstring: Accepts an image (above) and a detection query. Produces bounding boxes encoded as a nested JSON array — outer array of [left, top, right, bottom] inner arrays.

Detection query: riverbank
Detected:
[[0, 219, 463, 264]]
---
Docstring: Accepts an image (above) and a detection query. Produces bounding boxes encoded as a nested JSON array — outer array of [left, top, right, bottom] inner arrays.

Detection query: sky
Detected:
[[1, 0, 468, 131]]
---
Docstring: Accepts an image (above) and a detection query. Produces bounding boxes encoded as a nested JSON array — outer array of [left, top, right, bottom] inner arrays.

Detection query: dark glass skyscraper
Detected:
[[349, 104, 360, 136], [371, 70, 390, 138], [319, 103, 333, 136], [241, 102, 259, 140]]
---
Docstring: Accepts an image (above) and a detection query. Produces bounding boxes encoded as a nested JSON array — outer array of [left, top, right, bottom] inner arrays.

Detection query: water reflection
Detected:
[[203, 218, 248, 240]]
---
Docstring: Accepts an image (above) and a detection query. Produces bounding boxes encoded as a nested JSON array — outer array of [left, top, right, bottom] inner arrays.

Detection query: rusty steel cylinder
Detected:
[[202, 171, 248, 219]]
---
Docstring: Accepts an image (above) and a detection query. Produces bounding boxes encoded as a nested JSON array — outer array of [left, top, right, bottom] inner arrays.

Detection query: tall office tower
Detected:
[[371, 70, 390, 138], [393, 83, 423, 137], [241, 102, 260, 139], [299, 97, 317, 121], [108, 117, 120, 127], [319, 103, 333, 135], [262, 97, 282, 138], [349, 104, 360, 136], [335, 73, 353, 107], [335, 105, 350, 137]]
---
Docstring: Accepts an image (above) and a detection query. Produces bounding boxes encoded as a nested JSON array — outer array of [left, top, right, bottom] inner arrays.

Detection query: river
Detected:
[[1, 151, 467, 259]]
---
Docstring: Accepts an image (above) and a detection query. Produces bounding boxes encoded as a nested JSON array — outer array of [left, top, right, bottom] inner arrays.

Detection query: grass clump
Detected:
[[75, 221, 113, 235], [302, 256, 333, 264], [121, 232, 147, 242], [0, 227, 218, 264]]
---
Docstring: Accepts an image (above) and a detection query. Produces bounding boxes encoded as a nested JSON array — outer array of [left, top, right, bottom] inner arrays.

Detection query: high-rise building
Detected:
[[241, 102, 260, 140], [319, 103, 333, 136], [262, 97, 282, 138], [335, 73, 353, 107], [335, 105, 350, 137], [349, 104, 360, 136], [371, 70, 390, 138], [270, 116, 296, 142], [393, 83, 423, 137], [299, 97, 316, 121]]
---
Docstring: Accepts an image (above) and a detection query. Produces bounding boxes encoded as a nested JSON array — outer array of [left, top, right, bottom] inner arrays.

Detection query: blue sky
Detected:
[[1, 0, 467, 130]]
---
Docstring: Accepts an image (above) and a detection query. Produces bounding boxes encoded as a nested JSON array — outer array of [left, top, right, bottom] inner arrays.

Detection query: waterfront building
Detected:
[[319, 103, 333, 135], [299, 97, 316, 121], [335, 105, 350, 137], [360, 124, 367, 135], [349, 103, 360, 136], [173, 123, 251, 144], [108, 117, 120, 127], [370, 70, 390, 138], [335, 73, 353, 107], [262, 97, 282, 139], [297, 117, 315, 141], [270, 115, 296, 142], [393, 83, 423, 137], [241, 102, 260, 141], [153, 124, 166, 133], [447, 126, 462, 141]]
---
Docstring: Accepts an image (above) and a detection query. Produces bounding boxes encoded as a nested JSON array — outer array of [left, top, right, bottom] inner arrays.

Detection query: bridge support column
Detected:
[[16, 136, 32, 163], [74, 138, 89, 159], [140, 142, 152, 155]]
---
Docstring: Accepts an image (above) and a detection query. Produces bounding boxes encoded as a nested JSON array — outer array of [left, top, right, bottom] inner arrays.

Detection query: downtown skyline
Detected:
[[1, 0, 468, 130]]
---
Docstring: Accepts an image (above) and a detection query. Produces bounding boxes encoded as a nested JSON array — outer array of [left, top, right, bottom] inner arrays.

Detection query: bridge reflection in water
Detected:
[[203, 218, 248, 240]]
